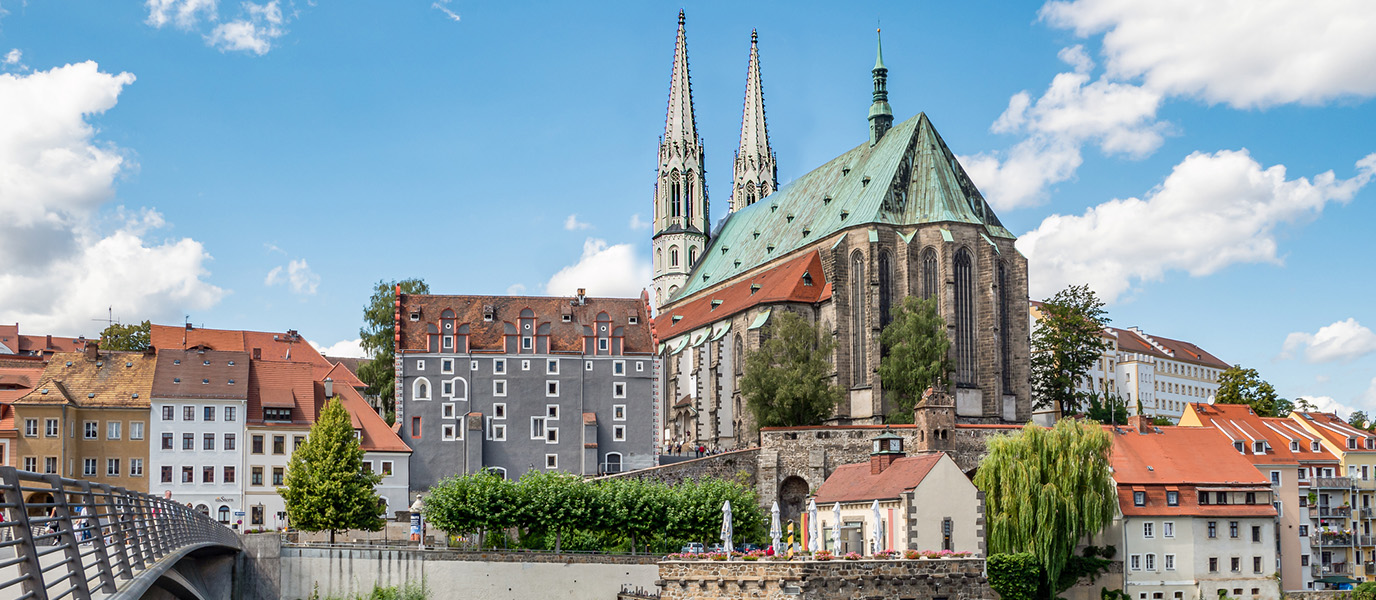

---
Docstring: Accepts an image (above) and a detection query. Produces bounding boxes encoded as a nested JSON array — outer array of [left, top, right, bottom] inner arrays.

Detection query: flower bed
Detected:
[[843, 552, 862, 561], [874, 549, 899, 559], [814, 550, 834, 561]]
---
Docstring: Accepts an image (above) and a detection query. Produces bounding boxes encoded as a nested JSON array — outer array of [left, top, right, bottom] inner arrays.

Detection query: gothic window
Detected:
[[745, 181, 756, 206], [878, 250, 893, 330], [684, 171, 695, 222], [734, 334, 744, 375], [670, 169, 682, 218], [921, 247, 938, 300], [656, 248, 662, 271], [999, 261, 1012, 393], [689, 246, 698, 267], [850, 251, 867, 382], [670, 246, 680, 268], [954, 248, 976, 386]]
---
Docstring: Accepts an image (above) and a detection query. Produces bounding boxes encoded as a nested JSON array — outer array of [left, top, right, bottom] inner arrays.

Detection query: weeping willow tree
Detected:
[[974, 419, 1115, 595]]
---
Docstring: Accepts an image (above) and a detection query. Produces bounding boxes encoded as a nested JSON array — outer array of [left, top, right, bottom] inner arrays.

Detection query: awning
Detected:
[[1316, 576, 1359, 585], [709, 322, 731, 342], [939, 228, 954, 242], [748, 309, 772, 330], [668, 339, 689, 355], [260, 390, 295, 408]]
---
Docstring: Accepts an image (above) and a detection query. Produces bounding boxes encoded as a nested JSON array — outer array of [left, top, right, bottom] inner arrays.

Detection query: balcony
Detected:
[[1320, 506, 1353, 518], [1363, 508, 1375, 520], [1314, 476, 1357, 489], [1366, 563, 1376, 575], [1357, 479, 1376, 491], [1361, 536, 1376, 547], [1317, 562, 1353, 575], [1317, 531, 1354, 545]]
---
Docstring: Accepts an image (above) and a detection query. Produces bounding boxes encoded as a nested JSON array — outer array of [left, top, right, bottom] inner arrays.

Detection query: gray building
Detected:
[[397, 290, 659, 496]]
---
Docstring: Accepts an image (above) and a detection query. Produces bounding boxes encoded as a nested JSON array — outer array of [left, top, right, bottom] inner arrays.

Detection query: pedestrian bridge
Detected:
[[0, 466, 241, 600]]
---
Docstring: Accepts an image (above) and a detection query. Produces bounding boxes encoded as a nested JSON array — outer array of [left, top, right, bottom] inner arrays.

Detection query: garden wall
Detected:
[[656, 557, 994, 600]]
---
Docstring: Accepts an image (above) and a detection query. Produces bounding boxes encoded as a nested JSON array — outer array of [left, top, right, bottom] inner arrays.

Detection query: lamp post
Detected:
[[409, 495, 425, 550]]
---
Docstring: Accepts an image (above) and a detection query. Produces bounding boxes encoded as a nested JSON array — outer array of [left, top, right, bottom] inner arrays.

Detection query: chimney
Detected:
[[1128, 415, 1152, 434], [576, 288, 587, 306], [870, 428, 906, 475], [323, 377, 334, 399], [46, 334, 53, 349], [85, 340, 99, 361]]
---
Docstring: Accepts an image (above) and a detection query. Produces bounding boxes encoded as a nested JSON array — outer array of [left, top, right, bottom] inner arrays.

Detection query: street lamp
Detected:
[[409, 495, 425, 550]]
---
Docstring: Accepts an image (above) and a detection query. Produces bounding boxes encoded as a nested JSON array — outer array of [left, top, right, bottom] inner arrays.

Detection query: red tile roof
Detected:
[[0, 357, 46, 405], [246, 360, 316, 425], [397, 294, 653, 355], [658, 251, 830, 339], [1112, 327, 1229, 369], [152, 349, 250, 400], [813, 453, 944, 504], [333, 382, 410, 453], [0, 324, 90, 357], [1293, 411, 1376, 452], [1109, 425, 1271, 486]]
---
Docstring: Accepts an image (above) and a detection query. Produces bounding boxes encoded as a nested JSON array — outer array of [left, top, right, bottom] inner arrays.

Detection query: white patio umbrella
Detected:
[[807, 499, 820, 552], [870, 499, 883, 554], [831, 502, 842, 553], [720, 500, 733, 556], [769, 501, 782, 554]]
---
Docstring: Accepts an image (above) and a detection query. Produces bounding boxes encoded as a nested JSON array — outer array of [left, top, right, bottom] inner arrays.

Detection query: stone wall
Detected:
[[657, 557, 994, 600], [600, 448, 759, 489], [1284, 592, 1360, 600]]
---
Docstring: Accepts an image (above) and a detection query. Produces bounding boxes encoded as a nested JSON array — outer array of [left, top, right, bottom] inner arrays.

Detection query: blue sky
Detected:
[[2, 1, 1374, 414]]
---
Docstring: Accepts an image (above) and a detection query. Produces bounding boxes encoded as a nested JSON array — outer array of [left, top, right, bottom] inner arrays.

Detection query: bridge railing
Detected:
[[0, 466, 239, 600]]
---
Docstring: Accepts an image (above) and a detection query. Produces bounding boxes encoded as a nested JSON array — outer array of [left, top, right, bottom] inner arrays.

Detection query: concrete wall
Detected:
[[277, 546, 659, 600]]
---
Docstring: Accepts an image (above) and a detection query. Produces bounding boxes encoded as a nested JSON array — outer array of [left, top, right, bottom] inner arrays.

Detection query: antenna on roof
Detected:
[[91, 306, 115, 327]]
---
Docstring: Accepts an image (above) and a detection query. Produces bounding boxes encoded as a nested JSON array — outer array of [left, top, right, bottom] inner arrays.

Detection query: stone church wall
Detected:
[[657, 557, 994, 600], [598, 448, 759, 490]]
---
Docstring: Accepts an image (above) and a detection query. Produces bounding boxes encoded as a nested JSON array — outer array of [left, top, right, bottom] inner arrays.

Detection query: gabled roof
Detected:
[[0, 358, 46, 405], [0, 324, 89, 357], [658, 250, 830, 339], [150, 324, 365, 389], [1293, 411, 1376, 453], [1183, 402, 1301, 466], [813, 452, 945, 504], [397, 294, 652, 354], [332, 382, 410, 454], [674, 112, 1012, 301], [152, 349, 250, 400], [1107, 425, 1270, 486], [246, 360, 316, 424], [1113, 327, 1229, 369], [15, 351, 155, 408]]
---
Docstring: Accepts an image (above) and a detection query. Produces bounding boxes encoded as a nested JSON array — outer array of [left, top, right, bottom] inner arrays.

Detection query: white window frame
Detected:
[[613, 382, 626, 399], [1143, 522, 1154, 538], [24, 419, 37, 437], [546, 380, 559, 397], [613, 405, 626, 421], [130, 421, 144, 440], [522, 336, 533, 350], [381, 461, 393, 477], [442, 423, 459, 441], [83, 458, 97, 477], [442, 335, 453, 350], [106, 458, 120, 477], [636, 361, 644, 372], [493, 358, 506, 374], [545, 454, 558, 469], [441, 358, 454, 373], [107, 421, 121, 440], [521, 359, 530, 371], [470, 360, 478, 371], [130, 458, 143, 477], [1145, 553, 1156, 572], [585, 361, 593, 371], [493, 403, 506, 419], [413, 377, 432, 401], [546, 404, 560, 420], [84, 421, 98, 440], [546, 426, 559, 444], [598, 338, 608, 352], [1163, 521, 1174, 538], [1165, 554, 1175, 571], [530, 417, 546, 440], [225, 407, 236, 422], [416, 359, 425, 371], [442, 403, 457, 419], [493, 380, 507, 397], [546, 359, 559, 375], [442, 379, 455, 397], [1130, 554, 1141, 571], [613, 360, 625, 375], [613, 425, 626, 442]]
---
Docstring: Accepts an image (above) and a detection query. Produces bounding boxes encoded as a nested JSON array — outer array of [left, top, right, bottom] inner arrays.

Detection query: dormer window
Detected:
[[264, 408, 291, 421], [1368, 438, 1374, 450], [1349, 437, 1357, 450], [1253, 441, 1265, 454], [1133, 491, 1145, 506], [1233, 441, 1245, 453], [1313, 441, 1322, 452], [173, 359, 181, 365], [802, 271, 813, 287], [1291, 441, 1299, 452], [562, 315, 571, 323]]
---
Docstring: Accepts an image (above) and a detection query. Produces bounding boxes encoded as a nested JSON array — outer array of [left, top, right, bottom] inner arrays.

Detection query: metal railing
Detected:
[[1363, 508, 1375, 520], [1317, 562, 1353, 575], [1317, 531, 1354, 545], [0, 466, 240, 600], [1313, 477, 1356, 489], [1320, 506, 1352, 517]]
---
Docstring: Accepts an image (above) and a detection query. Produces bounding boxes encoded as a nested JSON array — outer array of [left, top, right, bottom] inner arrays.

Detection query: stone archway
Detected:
[[25, 492, 53, 517], [778, 476, 810, 531]]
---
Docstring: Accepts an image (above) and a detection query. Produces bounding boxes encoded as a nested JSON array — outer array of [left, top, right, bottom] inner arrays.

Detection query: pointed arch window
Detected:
[[684, 171, 695, 222], [850, 251, 867, 381], [734, 334, 744, 375], [954, 248, 976, 386], [999, 261, 1012, 393], [670, 169, 682, 218], [878, 251, 893, 330], [745, 181, 756, 206], [688, 246, 698, 267], [921, 248, 938, 300]]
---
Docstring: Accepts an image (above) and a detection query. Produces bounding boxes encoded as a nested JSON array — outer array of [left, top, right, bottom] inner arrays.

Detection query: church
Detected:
[[651, 12, 1032, 450]]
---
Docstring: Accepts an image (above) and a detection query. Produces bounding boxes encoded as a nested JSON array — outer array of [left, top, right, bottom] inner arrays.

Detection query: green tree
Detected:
[[975, 420, 1116, 596], [741, 311, 843, 429], [1084, 391, 1128, 426], [357, 278, 429, 418], [1351, 581, 1376, 600], [424, 470, 517, 547], [514, 471, 589, 553], [879, 295, 953, 424], [1216, 366, 1283, 417], [1031, 285, 1111, 419], [601, 477, 668, 554], [99, 320, 151, 351], [1294, 397, 1318, 413], [987, 553, 1042, 600], [1351, 411, 1371, 430], [281, 397, 383, 543]]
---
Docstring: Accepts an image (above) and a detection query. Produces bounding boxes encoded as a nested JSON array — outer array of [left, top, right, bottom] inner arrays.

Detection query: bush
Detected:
[[1352, 581, 1376, 600], [814, 550, 834, 561], [988, 553, 1042, 600]]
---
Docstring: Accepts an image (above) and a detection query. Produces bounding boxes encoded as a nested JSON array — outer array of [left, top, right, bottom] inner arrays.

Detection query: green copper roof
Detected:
[[673, 112, 1014, 301], [874, 29, 886, 71]]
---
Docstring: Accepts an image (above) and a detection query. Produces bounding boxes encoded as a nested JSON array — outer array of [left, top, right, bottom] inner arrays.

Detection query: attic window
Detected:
[[753, 231, 760, 239], [802, 228, 811, 237], [562, 315, 571, 322], [720, 246, 728, 254], [711, 300, 723, 310], [750, 284, 761, 295], [786, 214, 794, 223], [87, 393, 95, 398], [173, 378, 181, 384], [770, 204, 778, 212], [125, 362, 133, 368], [65, 361, 73, 367], [672, 315, 683, 323], [228, 379, 236, 385], [131, 393, 138, 399], [228, 360, 235, 366], [823, 196, 832, 204], [203, 360, 210, 366], [766, 245, 775, 253], [734, 260, 742, 268], [409, 312, 420, 322], [483, 305, 495, 322], [802, 271, 814, 286], [702, 273, 710, 282], [842, 168, 851, 176], [202, 379, 210, 385], [1233, 441, 1244, 453], [840, 210, 849, 220], [629, 316, 638, 325], [1252, 441, 1265, 454], [862, 176, 871, 186]]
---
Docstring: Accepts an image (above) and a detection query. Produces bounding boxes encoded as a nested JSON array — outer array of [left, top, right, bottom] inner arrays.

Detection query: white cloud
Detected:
[[628, 213, 651, 231], [1282, 319, 1376, 364], [264, 265, 283, 285], [145, 0, 218, 29], [1040, 0, 1376, 109], [1300, 396, 1357, 420], [3, 49, 21, 67], [563, 213, 592, 231], [207, 1, 285, 56], [545, 238, 651, 298], [432, 0, 461, 22], [1018, 150, 1376, 303], [506, 283, 527, 295], [0, 62, 225, 336], [961, 137, 1084, 211], [265, 258, 318, 294], [310, 338, 366, 359]]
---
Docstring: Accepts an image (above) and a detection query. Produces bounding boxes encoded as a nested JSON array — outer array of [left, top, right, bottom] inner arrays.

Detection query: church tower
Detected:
[[868, 29, 893, 145], [730, 29, 776, 213], [652, 10, 710, 310]]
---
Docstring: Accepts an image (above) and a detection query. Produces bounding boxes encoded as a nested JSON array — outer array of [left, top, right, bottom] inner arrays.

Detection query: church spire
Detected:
[[651, 10, 709, 312], [868, 28, 893, 145], [731, 29, 777, 213], [664, 9, 698, 142]]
